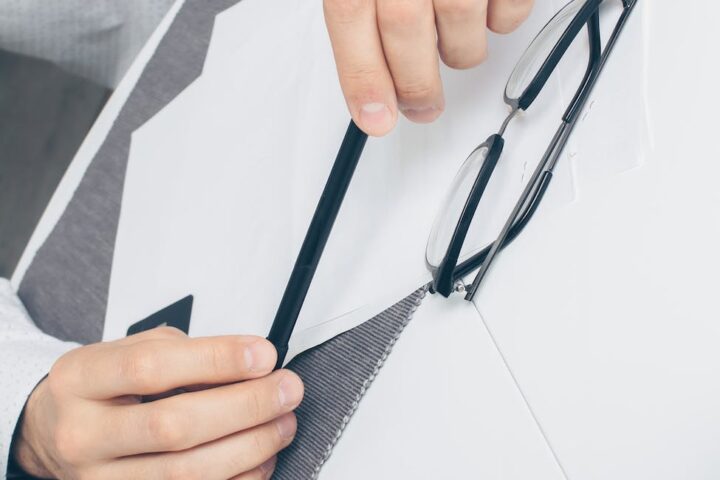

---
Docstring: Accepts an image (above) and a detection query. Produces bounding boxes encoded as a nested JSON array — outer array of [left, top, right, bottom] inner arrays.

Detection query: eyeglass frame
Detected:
[[267, 0, 638, 368]]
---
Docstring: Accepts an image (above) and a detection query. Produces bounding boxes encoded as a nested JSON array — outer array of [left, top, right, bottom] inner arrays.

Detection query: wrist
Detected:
[[11, 379, 54, 479]]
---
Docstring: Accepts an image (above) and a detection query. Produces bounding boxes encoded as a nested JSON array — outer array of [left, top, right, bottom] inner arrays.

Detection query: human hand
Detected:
[[11, 327, 304, 480], [324, 0, 534, 136]]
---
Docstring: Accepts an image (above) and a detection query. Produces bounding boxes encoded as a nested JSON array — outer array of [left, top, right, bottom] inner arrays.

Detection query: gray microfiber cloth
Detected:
[[277, 287, 428, 479]]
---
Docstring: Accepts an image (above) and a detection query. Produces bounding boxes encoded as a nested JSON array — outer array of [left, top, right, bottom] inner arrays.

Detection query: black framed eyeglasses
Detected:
[[267, 0, 638, 368], [428, 0, 637, 300]]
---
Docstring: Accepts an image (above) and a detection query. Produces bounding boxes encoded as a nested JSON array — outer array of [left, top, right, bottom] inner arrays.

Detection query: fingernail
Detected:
[[276, 414, 297, 440], [245, 340, 274, 372], [278, 375, 303, 408], [359, 103, 393, 134], [260, 457, 277, 476], [400, 105, 443, 124]]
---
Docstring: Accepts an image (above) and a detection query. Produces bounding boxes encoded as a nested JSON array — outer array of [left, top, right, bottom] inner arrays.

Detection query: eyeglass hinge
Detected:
[[453, 280, 467, 294]]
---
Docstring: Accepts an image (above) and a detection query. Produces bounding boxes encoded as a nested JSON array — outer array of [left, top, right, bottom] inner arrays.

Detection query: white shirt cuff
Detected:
[[0, 279, 78, 477]]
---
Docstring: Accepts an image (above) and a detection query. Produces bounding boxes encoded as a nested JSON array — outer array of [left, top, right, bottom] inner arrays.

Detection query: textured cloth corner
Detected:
[[275, 286, 429, 480]]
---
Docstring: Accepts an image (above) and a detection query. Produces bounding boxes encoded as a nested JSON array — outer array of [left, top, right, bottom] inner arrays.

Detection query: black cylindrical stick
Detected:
[[267, 121, 368, 369]]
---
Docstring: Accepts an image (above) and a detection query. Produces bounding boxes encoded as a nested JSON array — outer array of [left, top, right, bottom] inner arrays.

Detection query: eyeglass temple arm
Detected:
[[464, 1, 638, 300], [464, 122, 569, 300], [566, 0, 639, 123], [453, 170, 553, 281], [267, 121, 367, 369], [564, 11, 603, 124]]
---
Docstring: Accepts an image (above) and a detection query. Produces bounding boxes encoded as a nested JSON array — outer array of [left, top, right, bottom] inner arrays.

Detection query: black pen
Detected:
[[267, 120, 368, 369]]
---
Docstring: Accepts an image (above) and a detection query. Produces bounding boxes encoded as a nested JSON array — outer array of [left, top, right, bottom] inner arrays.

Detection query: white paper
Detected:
[[469, 3, 720, 477], [104, 0, 578, 361], [17, 0, 720, 477], [320, 292, 565, 480], [11, 0, 185, 287]]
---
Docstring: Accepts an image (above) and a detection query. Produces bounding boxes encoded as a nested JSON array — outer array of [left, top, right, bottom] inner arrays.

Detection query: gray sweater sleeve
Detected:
[[0, 0, 175, 87]]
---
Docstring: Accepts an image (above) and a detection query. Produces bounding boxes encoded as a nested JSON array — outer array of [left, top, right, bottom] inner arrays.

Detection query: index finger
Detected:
[[487, 0, 534, 34], [324, 0, 398, 136], [67, 335, 277, 399]]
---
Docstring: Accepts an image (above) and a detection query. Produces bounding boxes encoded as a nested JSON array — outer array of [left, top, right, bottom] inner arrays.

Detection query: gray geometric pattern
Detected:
[[18, 0, 240, 344]]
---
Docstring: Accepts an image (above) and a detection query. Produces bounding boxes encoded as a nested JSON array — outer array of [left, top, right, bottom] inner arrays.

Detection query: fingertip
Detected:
[[356, 102, 397, 137], [245, 338, 278, 374], [487, 0, 534, 34], [277, 369, 305, 408], [439, 44, 488, 70], [275, 412, 298, 440], [259, 456, 277, 478], [487, 19, 523, 34], [400, 104, 445, 124]]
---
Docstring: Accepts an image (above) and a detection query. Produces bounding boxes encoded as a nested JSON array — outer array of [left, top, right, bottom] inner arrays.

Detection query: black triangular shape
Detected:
[[126, 295, 194, 336]]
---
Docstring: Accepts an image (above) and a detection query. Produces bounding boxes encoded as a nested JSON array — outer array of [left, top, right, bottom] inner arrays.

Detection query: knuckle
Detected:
[[48, 348, 87, 395], [396, 82, 436, 103], [120, 348, 159, 390], [434, 0, 481, 18], [204, 341, 235, 377], [440, 44, 488, 69], [153, 326, 187, 338], [163, 459, 202, 480], [337, 61, 393, 113], [147, 407, 188, 449], [251, 431, 268, 455], [378, 0, 428, 30], [324, 0, 372, 21], [251, 429, 275, 457], [47, 358, 75, 394], [223, 453, 252, 478], [340, 63, 387, 92], [241, 388, 265, 425]]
